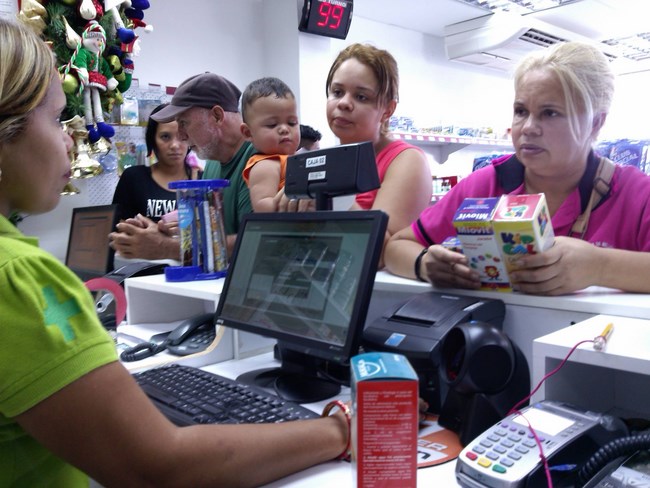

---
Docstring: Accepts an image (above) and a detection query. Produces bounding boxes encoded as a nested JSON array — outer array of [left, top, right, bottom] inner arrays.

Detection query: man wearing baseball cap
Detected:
[[109, 72, 255, 261], [150, 72, 242, 124]]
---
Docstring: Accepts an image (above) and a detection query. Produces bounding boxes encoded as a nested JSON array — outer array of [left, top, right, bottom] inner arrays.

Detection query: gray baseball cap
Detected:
[[151, 72, 241, 122]]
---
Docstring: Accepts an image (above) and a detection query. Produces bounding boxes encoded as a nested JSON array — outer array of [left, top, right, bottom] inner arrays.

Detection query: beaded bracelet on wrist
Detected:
[[321, 400, 352, 461]]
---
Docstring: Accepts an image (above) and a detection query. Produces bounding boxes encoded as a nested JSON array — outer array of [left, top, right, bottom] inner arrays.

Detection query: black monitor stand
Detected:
[[315, 192, 333, 211], [236, 346, 341, 404]]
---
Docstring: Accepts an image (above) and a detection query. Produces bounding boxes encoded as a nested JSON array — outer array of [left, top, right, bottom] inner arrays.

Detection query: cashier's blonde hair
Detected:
[[514, 41, 615, 146], [0, 19, 55, 144]]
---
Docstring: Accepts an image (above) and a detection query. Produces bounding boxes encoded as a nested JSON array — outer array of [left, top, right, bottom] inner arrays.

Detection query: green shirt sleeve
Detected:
[[0, 245, 117, 417]]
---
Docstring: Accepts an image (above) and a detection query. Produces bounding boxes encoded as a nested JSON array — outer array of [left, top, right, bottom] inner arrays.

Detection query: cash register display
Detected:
[[215, 211, 386, 403]]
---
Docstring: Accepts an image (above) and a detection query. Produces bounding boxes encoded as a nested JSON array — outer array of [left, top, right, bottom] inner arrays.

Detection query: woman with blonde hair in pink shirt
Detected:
[[385, 41, 650, 296]]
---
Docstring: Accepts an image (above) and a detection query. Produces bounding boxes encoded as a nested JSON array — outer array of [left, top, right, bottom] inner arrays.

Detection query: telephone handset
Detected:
[[455, 400, 629, 488], [120, 313, 216, 362], [165, 313, 216, 356], [580, 433, 650, 487]]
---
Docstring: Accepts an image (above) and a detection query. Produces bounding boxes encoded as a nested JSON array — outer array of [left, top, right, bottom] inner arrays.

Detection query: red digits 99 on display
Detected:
[[299, 0, 353, 40]]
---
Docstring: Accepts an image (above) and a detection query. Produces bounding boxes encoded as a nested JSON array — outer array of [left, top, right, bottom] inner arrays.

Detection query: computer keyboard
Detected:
[[133, 364, 319, 426]]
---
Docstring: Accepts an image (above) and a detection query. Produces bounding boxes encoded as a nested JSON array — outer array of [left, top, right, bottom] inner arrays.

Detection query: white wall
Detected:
[[135, 0, 264, 91], [22, 0, 648, 259], [604, 70, 650, 141]]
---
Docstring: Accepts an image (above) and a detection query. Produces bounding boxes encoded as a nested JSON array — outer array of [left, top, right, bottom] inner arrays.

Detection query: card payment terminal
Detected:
[[455, 401, 628, 488]]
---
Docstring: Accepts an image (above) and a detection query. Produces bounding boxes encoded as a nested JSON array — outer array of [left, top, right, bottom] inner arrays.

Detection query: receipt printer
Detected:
[[363, 292, 505, 412]]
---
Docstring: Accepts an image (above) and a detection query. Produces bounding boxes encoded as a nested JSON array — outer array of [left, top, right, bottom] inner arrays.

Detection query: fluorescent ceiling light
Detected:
[[454, 0, 584, 14], [603, 35, 650, 62]]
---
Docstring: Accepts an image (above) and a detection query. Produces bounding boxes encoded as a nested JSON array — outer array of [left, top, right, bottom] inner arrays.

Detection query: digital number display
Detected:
[[299, 0, 353, 40]]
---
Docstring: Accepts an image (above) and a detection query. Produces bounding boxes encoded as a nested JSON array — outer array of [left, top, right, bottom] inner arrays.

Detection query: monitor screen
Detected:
[[65, 205, 117, 281], [215, 210, 387, 403]]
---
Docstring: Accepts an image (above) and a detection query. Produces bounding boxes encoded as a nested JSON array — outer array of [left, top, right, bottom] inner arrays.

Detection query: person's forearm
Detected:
[[377, 230, 390, 270], [161, 235, 181, 261], [253, 197, 278, 213], [595, 247, 650, 293], [172, 415, 347, 487], [384, 236, 425, 279]]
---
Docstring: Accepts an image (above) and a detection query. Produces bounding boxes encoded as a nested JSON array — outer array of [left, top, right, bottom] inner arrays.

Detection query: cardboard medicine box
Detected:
[[492, 193, 555, 275], [452, 197, 512, 291], [351, 352, 419, 488]]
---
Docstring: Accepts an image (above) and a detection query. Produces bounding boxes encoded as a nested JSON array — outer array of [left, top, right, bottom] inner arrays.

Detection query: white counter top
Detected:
[[125, 271, 650, 320], [373, 270, 650, 319]]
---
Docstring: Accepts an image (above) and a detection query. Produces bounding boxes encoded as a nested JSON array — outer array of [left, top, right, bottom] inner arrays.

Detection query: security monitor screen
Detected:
[[219, 219, 373, 348]]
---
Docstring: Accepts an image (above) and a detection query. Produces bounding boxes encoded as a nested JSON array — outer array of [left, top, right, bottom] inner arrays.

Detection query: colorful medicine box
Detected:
[[350, 352, 419, 488], [492, 193, 555, 276], [452, 197, 511, 291]]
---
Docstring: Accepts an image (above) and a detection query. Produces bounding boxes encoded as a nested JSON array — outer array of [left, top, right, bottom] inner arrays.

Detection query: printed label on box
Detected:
[[351, 353, 418, 488], [453, 197, 511, 291], [493, 193, 555, 274]]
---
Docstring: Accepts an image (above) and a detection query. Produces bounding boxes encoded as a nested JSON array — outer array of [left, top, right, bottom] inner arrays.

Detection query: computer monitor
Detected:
[[214, 210, 388, 403], [65, 204, 117, 281]]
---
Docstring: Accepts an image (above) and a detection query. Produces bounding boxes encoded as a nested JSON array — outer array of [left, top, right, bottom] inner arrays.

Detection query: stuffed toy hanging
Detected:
[[78, 0, 103, 21], [103, 0, 153, 93], [123, 0, 153, 28], [68, 21, 119, 143]]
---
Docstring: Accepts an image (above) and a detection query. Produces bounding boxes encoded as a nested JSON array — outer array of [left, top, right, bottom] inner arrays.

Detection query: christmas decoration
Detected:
[[21, 0, 155, 145], [62, 72, 79, 94], [61, 181, 81, 195], [63, 21, 118, 143], [63, 115, 103, 179], [18, 0, 48, 33]]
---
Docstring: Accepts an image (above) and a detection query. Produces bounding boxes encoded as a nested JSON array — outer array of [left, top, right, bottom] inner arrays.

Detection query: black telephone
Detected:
[[120, 313, 216, 362], [165, 314, 216, 356], [580, 433, 650, 487]]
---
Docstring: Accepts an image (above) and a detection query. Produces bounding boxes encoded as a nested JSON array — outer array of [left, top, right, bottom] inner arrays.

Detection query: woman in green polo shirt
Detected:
[[0, 18, 350, 487]]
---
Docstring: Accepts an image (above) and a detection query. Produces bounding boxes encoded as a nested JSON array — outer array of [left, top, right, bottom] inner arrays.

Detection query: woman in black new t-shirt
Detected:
[[111, 103, 200, 224]]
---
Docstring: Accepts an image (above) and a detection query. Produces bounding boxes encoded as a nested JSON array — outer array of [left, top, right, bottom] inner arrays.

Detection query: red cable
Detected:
[[507, 338, 596, 488]]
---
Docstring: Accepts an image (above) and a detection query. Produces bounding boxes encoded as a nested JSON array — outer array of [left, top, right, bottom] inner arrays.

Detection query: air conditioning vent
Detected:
[[443, 12, 631, 72], [519, 28, 568, 48]]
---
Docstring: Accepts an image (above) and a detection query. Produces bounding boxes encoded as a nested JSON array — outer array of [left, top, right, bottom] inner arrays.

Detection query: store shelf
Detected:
[[392, 131, 512, 163]]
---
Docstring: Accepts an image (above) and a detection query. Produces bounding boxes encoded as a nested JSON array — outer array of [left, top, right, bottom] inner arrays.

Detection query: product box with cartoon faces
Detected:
[[492, 193, 555, 277], [452, 197, 512, 291]]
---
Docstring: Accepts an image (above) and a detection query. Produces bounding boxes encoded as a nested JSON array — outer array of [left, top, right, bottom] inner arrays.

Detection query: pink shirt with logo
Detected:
[[413, 153, 650, 251]]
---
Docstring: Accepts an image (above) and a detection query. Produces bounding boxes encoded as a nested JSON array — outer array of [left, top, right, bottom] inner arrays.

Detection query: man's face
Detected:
[[176, 107, 220, 161]]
